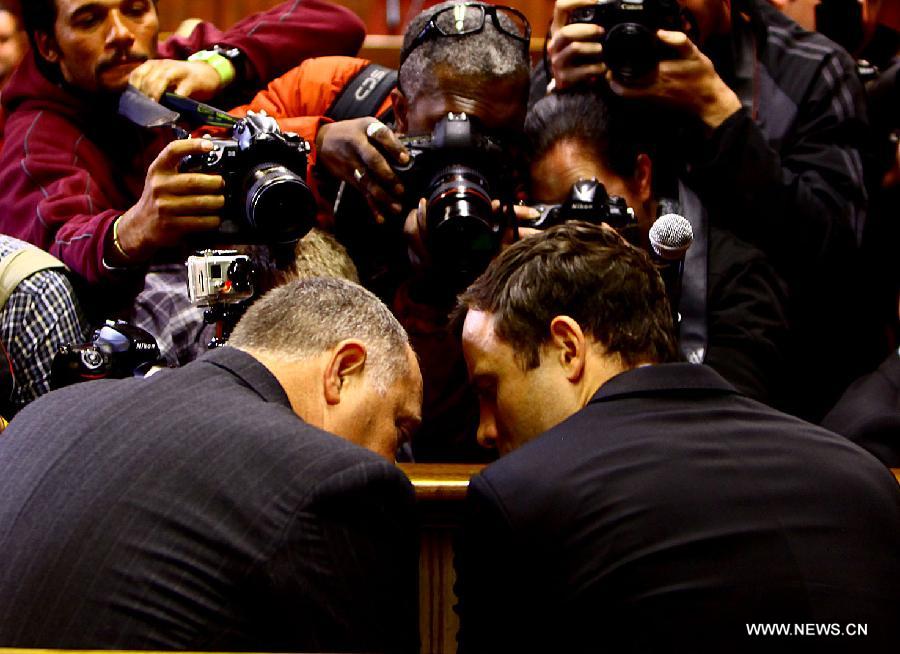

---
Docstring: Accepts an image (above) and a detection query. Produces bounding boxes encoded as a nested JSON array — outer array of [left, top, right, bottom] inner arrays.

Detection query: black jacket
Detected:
[[0, 347, 418, 652], [456, 364, 900, 653]]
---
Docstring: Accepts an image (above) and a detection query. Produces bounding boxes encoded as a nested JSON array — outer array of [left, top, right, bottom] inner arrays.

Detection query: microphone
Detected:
[[648, 213, 693, 322]]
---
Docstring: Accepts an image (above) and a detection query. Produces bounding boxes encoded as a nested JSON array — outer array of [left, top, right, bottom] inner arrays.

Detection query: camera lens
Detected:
[[244, 164, 317, 243], [425, 165, 500, 284], [604, 22, 659, 84]]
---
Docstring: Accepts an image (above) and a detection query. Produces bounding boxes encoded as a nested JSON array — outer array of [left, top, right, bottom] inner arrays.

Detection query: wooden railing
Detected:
[[398, 463, 484, 654]]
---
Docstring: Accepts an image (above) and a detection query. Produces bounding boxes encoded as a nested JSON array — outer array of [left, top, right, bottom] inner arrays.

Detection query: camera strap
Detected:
[[325, 64, 398, 123], [0, 247, 67, 311]]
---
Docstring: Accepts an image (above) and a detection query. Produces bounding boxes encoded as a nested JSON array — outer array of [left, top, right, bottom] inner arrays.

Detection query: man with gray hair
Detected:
[[0, 277, 423, 651]]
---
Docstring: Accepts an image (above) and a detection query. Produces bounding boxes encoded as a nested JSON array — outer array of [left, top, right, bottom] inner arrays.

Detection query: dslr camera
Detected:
[[186, 250, 254, 307], [568, 0, 683, 85], [51, 320, 162, 389], [395, 112, 518, 285], [525, 178, 640, 244], [180, 110, 317, 245]]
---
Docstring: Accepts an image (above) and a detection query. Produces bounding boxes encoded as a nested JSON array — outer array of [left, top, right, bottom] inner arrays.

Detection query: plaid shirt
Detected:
[[129, 263, 215, 367], [0, 236, 90, 410]]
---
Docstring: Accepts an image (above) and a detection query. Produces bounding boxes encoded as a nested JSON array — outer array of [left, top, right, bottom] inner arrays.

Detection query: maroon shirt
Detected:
[[0, 0, 365, 288]]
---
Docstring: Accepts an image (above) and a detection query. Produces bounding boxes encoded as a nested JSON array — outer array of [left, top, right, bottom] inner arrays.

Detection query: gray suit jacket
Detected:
[[0, 346, 418, 652]]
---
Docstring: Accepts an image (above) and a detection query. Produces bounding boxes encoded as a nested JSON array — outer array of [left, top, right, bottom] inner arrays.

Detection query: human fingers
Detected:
[[548, 22, 604, 58], [129, 60, 176, 100], [166, 172, 226, 195], [656, 29, 696, 59], [366, 119, 410, 167], [357, 141, 403, 195], [156, 194, 226, 217], [162, 215, 223, 236], [151, 138, 215, 173]]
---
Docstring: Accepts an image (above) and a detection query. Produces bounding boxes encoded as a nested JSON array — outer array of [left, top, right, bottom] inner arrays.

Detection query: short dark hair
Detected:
[[456, 221, 678, 369], [525, 91, 653, 180]]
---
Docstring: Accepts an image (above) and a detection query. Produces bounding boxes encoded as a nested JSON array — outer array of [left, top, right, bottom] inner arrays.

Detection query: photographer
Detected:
[[0, 0, 365, 360], [542, 0, 871, 419], [525, 91, 789, 405]]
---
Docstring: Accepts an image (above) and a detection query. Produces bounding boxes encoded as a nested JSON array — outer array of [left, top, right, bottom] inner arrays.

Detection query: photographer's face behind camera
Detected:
[[392, 71, 527, 137], [34, 0, 159, 95], [391, 77, 529, 290], [529, 136, 654, 241]]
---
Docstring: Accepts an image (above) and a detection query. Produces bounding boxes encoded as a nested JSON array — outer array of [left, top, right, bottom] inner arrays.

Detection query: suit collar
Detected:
[[198, 346, 292, 408], [589, 363, 739, 404]]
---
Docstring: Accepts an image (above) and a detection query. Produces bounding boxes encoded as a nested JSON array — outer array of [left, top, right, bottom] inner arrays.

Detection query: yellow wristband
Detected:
[[188, 50, 236, 86], [112, 216, 132, 262]]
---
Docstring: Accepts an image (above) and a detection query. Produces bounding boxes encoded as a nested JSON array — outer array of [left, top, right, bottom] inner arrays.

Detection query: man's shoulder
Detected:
[[755, 0, 856, 77]]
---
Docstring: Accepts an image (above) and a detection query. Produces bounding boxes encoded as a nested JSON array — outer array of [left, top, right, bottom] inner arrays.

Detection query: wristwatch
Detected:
[[187, 45, 244, 86]]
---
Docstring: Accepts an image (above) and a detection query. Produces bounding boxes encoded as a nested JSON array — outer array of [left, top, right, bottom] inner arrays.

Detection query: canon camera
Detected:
[[567, 0, 683, 85]]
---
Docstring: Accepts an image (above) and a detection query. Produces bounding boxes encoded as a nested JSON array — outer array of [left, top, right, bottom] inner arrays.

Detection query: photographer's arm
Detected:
[[155, 0, 366, 98], [609, 32, 864, 277], [106, 139, 225, 266]]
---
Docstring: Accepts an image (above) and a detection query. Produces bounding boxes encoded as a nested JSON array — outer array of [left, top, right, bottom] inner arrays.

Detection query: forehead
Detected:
[[56, 0, 138, 17], [462, 310, 514, 371], [414, 68, 526, 132], [531, 139, 624, 203]]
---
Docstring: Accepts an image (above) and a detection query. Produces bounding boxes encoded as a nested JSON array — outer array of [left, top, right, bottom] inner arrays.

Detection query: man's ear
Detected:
[[766, 0, 788, 10], [548, 316, 587, 382], [633, 153, 653, 205], [391, 87, 409, 134], [322, 339, 368, 405], [33, 31, 59, 64]]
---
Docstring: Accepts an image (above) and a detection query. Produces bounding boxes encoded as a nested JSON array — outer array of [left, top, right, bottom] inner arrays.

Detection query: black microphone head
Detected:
[[649, 213, 693, 260]]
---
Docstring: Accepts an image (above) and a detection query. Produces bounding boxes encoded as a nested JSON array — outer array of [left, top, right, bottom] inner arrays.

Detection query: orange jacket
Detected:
[[231, 55, 395, 163]]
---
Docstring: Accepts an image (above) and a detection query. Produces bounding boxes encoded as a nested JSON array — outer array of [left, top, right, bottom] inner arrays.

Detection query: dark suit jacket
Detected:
[[456, 364, 900, 653], [822, 351, 900, 468], [0, 347, 418, 652]]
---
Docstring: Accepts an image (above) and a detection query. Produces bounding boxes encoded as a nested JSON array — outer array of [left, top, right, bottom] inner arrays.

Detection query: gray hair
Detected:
[[399, 0, 530, 101], [291, 228, 359, 283], [229, 277, 410, 393]]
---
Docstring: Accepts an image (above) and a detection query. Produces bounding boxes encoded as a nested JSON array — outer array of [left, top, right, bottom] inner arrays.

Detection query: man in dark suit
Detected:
[[823, 347, 900, 468], [0, 277, 423, 653], [453, 222, 900, 653]]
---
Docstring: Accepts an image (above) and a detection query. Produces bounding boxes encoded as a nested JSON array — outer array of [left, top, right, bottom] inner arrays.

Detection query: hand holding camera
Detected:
[[110, 138, 226, 265], [547, 0, 741, 128], [606, 29, 741, 129], [316, 117, 410, 222]]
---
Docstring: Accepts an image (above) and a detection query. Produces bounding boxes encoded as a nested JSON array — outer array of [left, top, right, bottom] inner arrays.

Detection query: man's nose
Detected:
[[106, 11, 136, 47], [476, 406, 498, 450]]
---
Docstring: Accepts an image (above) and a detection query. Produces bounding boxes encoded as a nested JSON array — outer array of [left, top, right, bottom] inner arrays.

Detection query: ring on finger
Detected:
[[353, 168, 366, 183], [366, 120, 387, 140]]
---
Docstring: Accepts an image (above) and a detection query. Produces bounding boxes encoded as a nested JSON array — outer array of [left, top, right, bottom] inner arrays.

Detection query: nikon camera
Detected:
[[568, 0, 684, 85], [180, 110, 317, 245], [524, 178, 640, 245], [394, 112, 519, 287], [51, 321, 162, 389]]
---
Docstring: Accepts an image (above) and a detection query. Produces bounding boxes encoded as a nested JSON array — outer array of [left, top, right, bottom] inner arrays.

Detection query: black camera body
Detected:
[[568, 0, 683, 85], [526, 178, 640, 244], [51, 320, 162, 389], [394, 112, 518, 285], [180, 111, 317, 245]]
